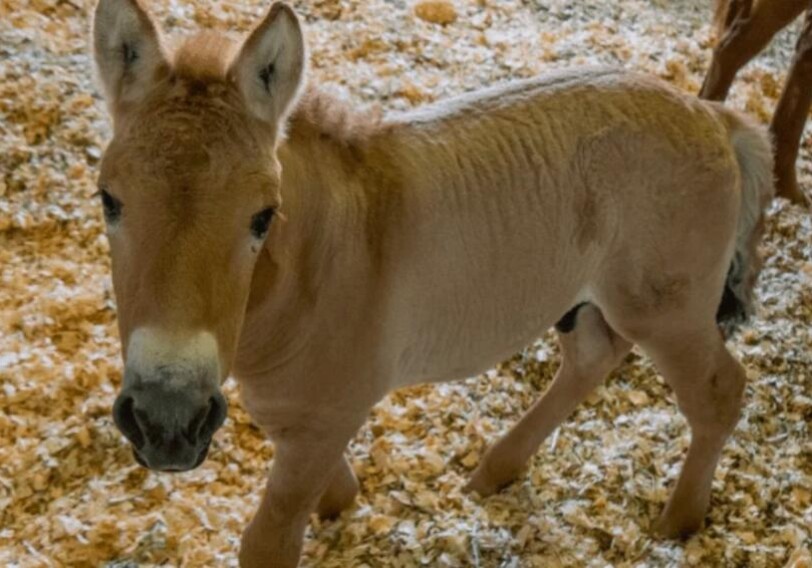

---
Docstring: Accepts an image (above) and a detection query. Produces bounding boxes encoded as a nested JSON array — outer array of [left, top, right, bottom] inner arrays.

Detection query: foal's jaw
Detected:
[[113, 328, 227, 472]]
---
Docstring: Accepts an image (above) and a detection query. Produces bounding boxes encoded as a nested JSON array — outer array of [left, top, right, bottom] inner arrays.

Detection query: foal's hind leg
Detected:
[[465, 304, 631, 496], [625, 323, 746, 537]]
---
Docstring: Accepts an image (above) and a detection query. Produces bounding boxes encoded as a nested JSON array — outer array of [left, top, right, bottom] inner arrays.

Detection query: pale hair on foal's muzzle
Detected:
[[112, 328, 228, 472]]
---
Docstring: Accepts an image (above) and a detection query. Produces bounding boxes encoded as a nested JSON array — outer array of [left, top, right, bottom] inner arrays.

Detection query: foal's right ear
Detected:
[[93, 0, 168, 111]]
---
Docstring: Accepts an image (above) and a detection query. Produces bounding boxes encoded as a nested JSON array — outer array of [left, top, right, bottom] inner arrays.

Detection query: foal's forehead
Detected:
[[102, 33, 278, 191], [131, 87, 256, 153], [108, 90, 271, 178]]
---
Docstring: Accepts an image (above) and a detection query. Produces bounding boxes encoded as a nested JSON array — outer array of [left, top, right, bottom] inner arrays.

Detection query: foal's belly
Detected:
[[407, 318, 557, 385], [391, 261, 584, 387]]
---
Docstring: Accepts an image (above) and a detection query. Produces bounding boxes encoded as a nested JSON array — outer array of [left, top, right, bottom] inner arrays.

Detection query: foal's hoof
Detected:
[[464, 463, 519, 497], [653, 510, 704, 540], [316, 490, 357, 520], [316, 470, 359, 520]]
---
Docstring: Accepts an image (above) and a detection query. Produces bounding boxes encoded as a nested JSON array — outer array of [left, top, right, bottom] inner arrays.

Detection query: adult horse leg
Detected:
[[770, 8, 812, 204], [465, 303, 632, 496], [700, 0, 805, 101]]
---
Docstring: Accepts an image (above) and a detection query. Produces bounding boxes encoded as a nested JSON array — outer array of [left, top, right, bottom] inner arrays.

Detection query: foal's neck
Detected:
[[239, 90, 400, 364], [277, 88, 400, 274], [236, 91, 406, 380]]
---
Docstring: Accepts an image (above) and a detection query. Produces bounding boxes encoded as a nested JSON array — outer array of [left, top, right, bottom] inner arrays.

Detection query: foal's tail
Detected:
[[713, 104, 775, 332]]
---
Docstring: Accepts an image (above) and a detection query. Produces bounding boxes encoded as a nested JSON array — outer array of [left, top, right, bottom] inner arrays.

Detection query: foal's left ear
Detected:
[[229, 2, 306, 127]]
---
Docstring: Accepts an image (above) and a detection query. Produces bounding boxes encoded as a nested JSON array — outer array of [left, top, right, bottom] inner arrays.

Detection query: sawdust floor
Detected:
[[0, 0, 810, 566]]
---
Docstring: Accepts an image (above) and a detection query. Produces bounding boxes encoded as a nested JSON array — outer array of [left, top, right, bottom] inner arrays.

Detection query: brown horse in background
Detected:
[[701, 0, 812, 204]]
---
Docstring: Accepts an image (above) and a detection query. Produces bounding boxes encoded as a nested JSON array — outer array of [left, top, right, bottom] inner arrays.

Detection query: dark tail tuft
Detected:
[[711, 103, 774, 336], [716, 272, 748, 335]]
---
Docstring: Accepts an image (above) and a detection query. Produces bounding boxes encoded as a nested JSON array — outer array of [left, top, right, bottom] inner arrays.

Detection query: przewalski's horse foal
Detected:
[[92, 1, 773, 566]]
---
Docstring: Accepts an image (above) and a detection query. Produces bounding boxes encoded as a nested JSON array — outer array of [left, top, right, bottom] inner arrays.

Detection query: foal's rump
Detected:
[[587, 90, 773, 335]]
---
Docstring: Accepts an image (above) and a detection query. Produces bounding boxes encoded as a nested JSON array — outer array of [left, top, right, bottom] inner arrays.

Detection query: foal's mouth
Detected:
[[132, 443, 211, 473]]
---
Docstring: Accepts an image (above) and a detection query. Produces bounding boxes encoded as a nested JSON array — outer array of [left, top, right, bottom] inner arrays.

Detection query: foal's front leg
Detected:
[[239, 422, 361, 568]]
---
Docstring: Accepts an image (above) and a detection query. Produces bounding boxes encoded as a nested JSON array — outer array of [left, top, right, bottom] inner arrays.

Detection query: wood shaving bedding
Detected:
[[0, 0, 810, 566]]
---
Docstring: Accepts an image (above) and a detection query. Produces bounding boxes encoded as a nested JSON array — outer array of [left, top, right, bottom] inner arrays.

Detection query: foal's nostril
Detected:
[[133, 407, 159, 445], [185, 399, 213, 444], [183, 395, 226, 444], [113, 396, 145, 450], [201, 395, 227, 441]]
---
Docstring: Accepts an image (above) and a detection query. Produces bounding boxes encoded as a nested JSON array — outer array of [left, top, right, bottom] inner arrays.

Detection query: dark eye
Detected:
[[99, 188, 122, 223], [250, 207, 275, 239]]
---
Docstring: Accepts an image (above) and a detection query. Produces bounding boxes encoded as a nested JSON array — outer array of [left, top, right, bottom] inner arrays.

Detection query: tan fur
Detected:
[[92, 3, 775, 567], [289, 86, 385, 145], [172, 32, 238, 83]]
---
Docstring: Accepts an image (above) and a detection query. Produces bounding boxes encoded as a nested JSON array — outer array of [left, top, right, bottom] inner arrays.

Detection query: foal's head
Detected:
[[92, 0, 305, 471]]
